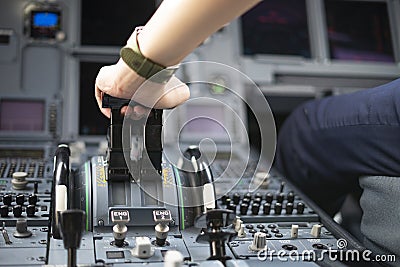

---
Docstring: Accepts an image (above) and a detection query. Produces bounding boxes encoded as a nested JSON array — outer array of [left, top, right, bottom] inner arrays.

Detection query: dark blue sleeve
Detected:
[[274, 78, 400, 214]]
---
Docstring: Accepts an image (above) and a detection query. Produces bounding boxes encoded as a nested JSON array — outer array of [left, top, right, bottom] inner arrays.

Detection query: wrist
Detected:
[[122, 27, 178, 84], [115, 58, 146, 98]]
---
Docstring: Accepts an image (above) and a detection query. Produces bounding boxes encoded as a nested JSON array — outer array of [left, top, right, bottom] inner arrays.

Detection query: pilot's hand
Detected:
[[95, 58, 190, 118]]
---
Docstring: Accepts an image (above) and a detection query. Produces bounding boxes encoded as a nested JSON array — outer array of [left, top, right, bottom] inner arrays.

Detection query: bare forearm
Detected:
[[136, 0, 261, 66]]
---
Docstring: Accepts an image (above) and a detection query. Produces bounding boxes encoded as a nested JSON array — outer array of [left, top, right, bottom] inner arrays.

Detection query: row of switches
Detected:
[[290, 224, 322, 238], [0, 205, 37, 217], [1, 194, 38, 206]]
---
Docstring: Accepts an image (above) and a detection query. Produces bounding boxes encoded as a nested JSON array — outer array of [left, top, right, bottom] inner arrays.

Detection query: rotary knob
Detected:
[[2, 194, 12, 206], [225, 198, 232, 207], [28, 194, 38, 205], [0, 205, 9, 217], [251, 203, 260, 215], [240, 203, 249, 215], [253, 197, 262, 204], [274, 203, 282, 215], [16, 194, 25, 205], [276, 193, 285, 203], [249, 232, 267, 251], [12, 172, 29, 190], [254, 192, 262, 199], [287, 192, 295, 203], [286, 202, 294, 215], [221, 195, 229, 205], [265, 193, 273, 203], [26, 205, 36, 217], [232, 193, 241, 205], [263, 203, 271, 215], [297, 202, 305, 214], [13, 219, 32, 238], [13, 205, 23, 217]]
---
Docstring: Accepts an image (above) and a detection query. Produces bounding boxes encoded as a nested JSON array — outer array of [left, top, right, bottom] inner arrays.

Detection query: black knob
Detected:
[[285, 202, 294, 215], [232, 193, 241, 205], [28, 194, 38, 205], [13, 205, 23, 217], [254, 192, 262, 199], [26, 205, 36, 217], [225, 198, 232, 207], [265, 193, 273, 203], [297, 202, 305, 214], [244, 192, 252, 200], [242, 198, 251, 204], [263, 203, 271, 215], [16, 194, 25, 205], [253, 197, 262, 204], [251, 203, 260, 215], [245, 224, 254, 230], [276, 193, 285, 203], [3, 194, 12, 206], [221, 195, 229, 205], [240, 203, 249, 215], [0, 205, 9, 217], [59, 210, 85, 249], [228, 203, 237, 213], [274, 203, 282, 215], [287, 192, 295, 203]]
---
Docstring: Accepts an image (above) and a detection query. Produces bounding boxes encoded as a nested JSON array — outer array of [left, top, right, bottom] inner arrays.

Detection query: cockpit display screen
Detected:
[[33, 12, 59, 27], [30, 11, 61, 39], [0, 99, 45, 132]]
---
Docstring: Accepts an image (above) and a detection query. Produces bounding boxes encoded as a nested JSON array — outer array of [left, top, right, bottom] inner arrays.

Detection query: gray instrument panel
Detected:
[[0, 151, 349, 267]]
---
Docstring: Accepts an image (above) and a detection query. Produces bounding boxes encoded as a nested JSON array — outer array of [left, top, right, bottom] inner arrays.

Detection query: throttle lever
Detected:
[[102, 94, 163, 181], [102, 94, 131, 181]]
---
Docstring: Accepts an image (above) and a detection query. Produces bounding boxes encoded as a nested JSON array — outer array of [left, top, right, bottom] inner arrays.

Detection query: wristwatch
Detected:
[[120, 27, 178, 84]]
